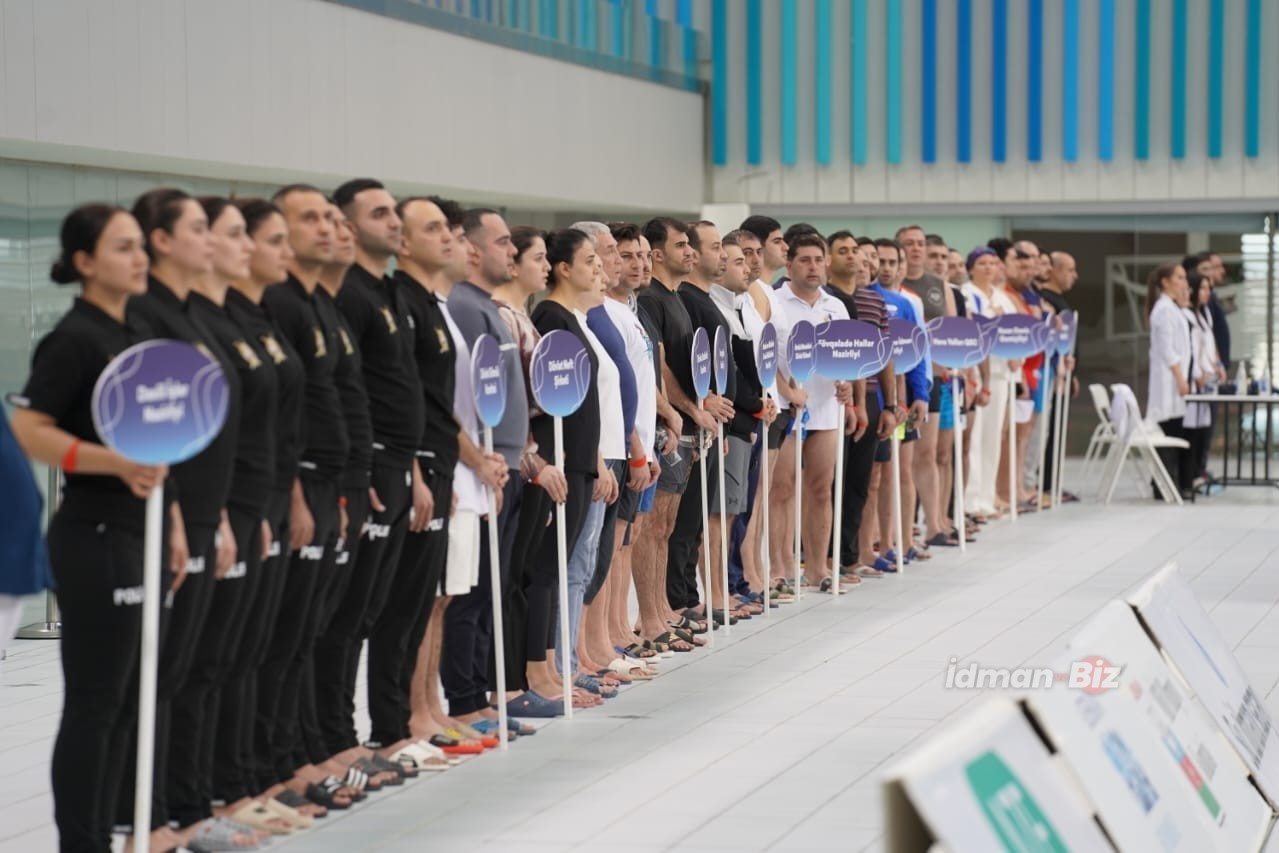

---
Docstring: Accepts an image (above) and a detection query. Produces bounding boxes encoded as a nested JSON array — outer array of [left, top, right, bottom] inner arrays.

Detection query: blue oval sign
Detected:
[[470, 333, 507, 429], [888, 318, 929, 375], [992, 314, 1048, 359], [1059, 310, 1078, 355], [786, 320, 816, 383], [814, 319, 890, 380], [529, 329, 591, 418], [691, 327, 712, 399], [713, 326, 730, 394], [91, 339, 229, 465], [927, 317, 987, 369], [974, 315, 999, 359], [756, 322, 779, 390]]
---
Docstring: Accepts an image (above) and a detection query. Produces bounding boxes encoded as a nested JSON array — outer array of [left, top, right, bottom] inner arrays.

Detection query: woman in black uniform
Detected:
[[10, 204, 185, 853], [528, 229, 602, 694], [123, 187, 246, 849]]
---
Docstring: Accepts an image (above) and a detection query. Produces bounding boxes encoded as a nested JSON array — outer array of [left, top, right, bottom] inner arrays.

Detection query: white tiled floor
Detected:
[[6, 471, 1279, 852]]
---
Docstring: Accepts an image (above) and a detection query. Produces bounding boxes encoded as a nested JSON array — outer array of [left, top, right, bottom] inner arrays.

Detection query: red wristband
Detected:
[[629, 456, 648, 469], [61, 439, 81, 473], [338, 496, 348, 508]]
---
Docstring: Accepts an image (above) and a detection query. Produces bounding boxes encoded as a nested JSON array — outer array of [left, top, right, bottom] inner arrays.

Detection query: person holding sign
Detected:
[[530, 230, 605, 705], [125, 189, 244, 842], [962, 247, 1012, 522], [769, 234, 852, 593], [9, 204, 183, 853]]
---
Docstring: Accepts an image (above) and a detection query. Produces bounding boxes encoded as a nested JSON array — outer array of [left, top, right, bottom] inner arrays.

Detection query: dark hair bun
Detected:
[[50, 257, 79, 285]]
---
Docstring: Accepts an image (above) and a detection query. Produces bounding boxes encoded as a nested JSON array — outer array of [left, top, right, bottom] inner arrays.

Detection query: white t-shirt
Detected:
[[440, 299, 486, 515], [603, 296, 656, 455], [770, 282, 850, 431], [577, 309, 626, 462]]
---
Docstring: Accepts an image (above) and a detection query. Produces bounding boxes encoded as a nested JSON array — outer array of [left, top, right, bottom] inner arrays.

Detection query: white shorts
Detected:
[[443, 510, 481, 596]]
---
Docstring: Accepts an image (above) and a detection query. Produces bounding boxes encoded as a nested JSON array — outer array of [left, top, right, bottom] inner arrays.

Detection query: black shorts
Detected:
[[616, 477, 641, 523], [767, 411, 794, 450], [928, 380, 943, 414]]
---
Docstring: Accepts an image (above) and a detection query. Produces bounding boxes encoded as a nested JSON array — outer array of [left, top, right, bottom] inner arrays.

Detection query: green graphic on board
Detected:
[[965, 752, 1069, 852]]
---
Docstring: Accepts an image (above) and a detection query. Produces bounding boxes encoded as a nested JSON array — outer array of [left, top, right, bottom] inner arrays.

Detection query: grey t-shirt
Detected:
[[446, 280, 530, 469], [902, 272, 947, 321]]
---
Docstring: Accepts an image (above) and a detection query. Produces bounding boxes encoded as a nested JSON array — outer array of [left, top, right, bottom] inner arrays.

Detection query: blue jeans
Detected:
[[558, 494, 607, 676]]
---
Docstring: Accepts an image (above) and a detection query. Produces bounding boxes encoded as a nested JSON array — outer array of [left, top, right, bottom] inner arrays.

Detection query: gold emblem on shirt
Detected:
[[313, 326, 327, 358], [260, 334, 287, 364], [195, 342, 214, 361], [339, 327, 355, 356], [233, 339, 261, 370], [381, 306, 399, 335], [435, 327, 450, 353]]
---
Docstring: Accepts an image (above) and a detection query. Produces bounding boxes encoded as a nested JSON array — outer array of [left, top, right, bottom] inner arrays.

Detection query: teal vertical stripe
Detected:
[[921, 0, 937, 163], [649, 15, 663, 68], [957, 0, 971, 162], [1062, 0, 1078, 161], [1207, 0, 1223, 158], [815, 0, 831, 164], [991, 0, 1006, 162], [1026, 0, 1043, 161], [1170, 0, 1186, 159], [676, 0, 692, 26], [611, 0, 625, 56], [1246, 0, 1261, 157], [746, 0, 762, 164], [885, 0, 902, 164], [851, 0, 867, 164], [538, 0, 558, 38], [1134, 0, 1150, 160], [712, 0, 728, 165], [1098, 0, 1114, 160], [781, 0, 797, 165], [682, 27, 697, 80]]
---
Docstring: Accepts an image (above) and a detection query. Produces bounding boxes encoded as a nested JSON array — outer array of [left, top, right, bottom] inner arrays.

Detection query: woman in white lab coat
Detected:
[[1146, 262, 1193, 495]]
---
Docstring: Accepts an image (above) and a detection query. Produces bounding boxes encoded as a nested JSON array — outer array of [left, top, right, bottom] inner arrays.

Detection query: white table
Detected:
[[1186, 392, 1279, 486]]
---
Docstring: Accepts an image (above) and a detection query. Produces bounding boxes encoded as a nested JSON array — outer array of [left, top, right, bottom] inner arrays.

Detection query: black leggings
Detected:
[[367, 467, 452, 747], [168, 508, 262, 826], [526, 471, 592, 662], [214, 488, 290, 802], [314, 457, 413, 756], [505, 484, 551, 689], [839, 396, 881, 568], [1157, 417, 1194, 493], [668, 444, 719, 611], [49, 516, 146, 853]]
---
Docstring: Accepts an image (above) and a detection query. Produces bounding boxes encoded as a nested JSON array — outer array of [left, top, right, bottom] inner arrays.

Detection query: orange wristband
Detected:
[[629, 456, 648, 469], [61, 439, 81, 473]]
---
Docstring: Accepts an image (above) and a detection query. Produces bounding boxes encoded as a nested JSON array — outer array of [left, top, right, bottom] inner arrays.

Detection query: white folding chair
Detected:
[[1099, 384, 1189, 505], [1082, 383, 1119, 479]]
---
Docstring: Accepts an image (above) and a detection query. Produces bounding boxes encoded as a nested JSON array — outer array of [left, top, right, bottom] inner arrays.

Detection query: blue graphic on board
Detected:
[[887, 318, 929, 375], [529, 329, 591, 418], [1058, 310, 1079, 355], [926, 317, 987, 369], [712, 326, 730, 394], [785, 320, 816, 383], [756, 322, 779, 390], [973, 315, 1000, 359], [814, 319, 891, 380], [691, 327, 712, 399], [470, 333, 507, 429], [91, 339, 229, 465], [992, 314, 1050, 359]]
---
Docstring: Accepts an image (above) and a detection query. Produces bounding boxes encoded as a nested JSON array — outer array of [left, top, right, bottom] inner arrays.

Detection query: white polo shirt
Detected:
[[770, 281, 850, 431]]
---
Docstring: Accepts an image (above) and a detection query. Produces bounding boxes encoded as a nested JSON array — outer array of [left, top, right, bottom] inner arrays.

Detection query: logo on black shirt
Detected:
[[435, 327, 451, 353], [233, 340, 262, 370], [261, 334, 288, 364], [381, 306, 399, 335], [339, 327, 355, 356], [312, 327, 327, 358]]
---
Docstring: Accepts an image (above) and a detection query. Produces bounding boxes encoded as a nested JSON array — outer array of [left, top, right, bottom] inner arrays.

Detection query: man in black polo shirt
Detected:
[[634, 218, 732, 649]]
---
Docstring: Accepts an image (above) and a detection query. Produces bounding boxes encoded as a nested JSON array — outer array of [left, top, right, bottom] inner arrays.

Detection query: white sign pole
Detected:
[[483, 424, 508, 749], [1056, 361, 1075, 508], [1008, 371, 1019, 522], [793, 399, 804, 599], [553, 417, 573, 719], [831, 401, 846, 597], [1036, 359, 1051, 510], [952, 376, 966, 552], [132, 487, 164, 853], [760, 415, 771, 616], [716, 419, 730, 634], [698, 416, 714, 647], [891, 430, 905, 576]]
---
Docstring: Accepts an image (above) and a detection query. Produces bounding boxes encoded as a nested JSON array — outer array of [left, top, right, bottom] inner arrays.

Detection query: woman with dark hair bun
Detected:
[[123, 188, 248, 851], [8, 204, 185, 853]]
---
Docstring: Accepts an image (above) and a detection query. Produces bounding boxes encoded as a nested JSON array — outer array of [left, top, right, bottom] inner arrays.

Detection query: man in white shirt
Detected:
[[768, 233, 852, 592]]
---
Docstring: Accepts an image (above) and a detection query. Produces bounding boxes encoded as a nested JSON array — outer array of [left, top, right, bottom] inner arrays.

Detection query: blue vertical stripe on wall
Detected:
[[676, 0, 691, 26], [1026, 0, 1043, 161], [921, 0, 937, 163], [781, 0, 798, 165], [746, 0, 762, 164], [1097, 0, 1114, 160], [956, 0, 971, 163], [1134, 0, 1150, 159], [611, 0, 625, 56], [851, 0, 868, 164], [683, 27, 697, 80], [1170, 0, 1187, 159], [885, 0, 902, 164], [712, 0, 728, 165], [1062, 0, 1078, 161], [991, 0, 1006, 162], [538, 0, 558, 38], [815, 0, 832, 164], [1246, 0, 1261, 157], [649, 9, 663, 69], [1207, 0, 1223, 158]]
